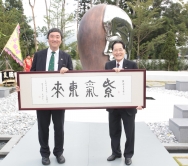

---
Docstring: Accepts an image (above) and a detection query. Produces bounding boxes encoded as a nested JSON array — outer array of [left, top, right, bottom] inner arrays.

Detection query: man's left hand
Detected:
[[60, 67, 69, 74], [113, 67, 121, 72], [136, 106, 143, 110]]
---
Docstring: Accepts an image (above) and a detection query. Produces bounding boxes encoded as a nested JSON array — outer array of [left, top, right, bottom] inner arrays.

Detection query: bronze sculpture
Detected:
[[78, 4, 133, 70]]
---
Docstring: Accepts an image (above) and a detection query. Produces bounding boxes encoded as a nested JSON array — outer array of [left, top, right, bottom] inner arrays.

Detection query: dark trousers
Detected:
[[109, 110, 135, 158], [36, 110, 65, 158]]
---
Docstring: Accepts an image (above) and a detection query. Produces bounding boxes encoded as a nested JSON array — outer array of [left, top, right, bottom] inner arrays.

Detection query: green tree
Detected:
[[39, 0, 74, 48], [76, 0, 91, 22], [179, 46, 188, 57], [37, 42, 48, 52], [29, 0, 37, 52], [161, 31, 178, 71], [127, 0, 166, 60], [0, 0, 35, 71], [0, 31, 6, 38], [151, 1, 188, 58], [163, 2, 188, 46]]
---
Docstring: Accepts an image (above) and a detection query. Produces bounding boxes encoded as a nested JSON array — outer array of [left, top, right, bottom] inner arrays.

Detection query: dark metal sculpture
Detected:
[[78, 4, 133, 70]]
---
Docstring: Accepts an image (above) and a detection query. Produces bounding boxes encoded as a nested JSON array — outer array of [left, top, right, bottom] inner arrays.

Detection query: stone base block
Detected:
[[169, 118, 188, 143], [174, 105, 188, 118], [163, 143, 188, 151], [0, 135, 22, 155], [176, 81, 188, 91], [165, 83, 176, 90], [0, 89, 9, 98]]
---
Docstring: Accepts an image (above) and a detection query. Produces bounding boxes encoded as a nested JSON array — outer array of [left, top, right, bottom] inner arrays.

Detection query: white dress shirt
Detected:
[[46, 48, 59, 71], [116, 59, 124, 69]]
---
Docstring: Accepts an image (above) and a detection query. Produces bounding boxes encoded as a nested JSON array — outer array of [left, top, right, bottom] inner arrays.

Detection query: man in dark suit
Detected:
[[105, 41, 142, 165], [31, 28, 73, 165]]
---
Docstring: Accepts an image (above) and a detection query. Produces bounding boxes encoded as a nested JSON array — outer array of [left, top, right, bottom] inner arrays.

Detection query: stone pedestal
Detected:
[[165, 83, 176, 90], [173, 105, 188, 118], [169, 118, 188, 143], [176, 81, 188, 91], [0, 89, 9, 98]]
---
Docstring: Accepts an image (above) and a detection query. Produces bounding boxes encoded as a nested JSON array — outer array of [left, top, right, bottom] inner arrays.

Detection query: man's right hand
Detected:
[[113, 68, 121, 72], [16, 86, 20, 92]]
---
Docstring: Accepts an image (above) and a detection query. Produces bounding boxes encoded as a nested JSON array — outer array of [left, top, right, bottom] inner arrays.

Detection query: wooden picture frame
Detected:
[[17, 70, 146, 110]]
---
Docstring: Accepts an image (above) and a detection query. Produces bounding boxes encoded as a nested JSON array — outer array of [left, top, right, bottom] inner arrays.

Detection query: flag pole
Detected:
[[0, 46, 5, 57]]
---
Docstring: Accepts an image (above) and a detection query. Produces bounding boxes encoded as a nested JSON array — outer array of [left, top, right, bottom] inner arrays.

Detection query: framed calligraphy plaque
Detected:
[[17, 70, 146, 110]]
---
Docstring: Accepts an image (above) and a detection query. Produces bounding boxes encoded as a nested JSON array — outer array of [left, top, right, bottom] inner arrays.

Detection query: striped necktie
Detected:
[[48, 52, 55, 71], [117, 63, 120, 68]]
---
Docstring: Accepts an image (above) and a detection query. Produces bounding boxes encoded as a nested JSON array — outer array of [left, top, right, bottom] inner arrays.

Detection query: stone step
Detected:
[[163, 143, 188, 152], [0, 89, 9, 98], [0, 135, 22, 155], [0, 87, 15, 98], [169, 118, 188, 143], [165, 83, 176, 90], [173, 105, 188, 118], [176, 81, 188, 91]]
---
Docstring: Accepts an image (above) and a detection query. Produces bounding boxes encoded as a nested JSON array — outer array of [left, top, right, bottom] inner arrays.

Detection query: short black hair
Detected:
[[111, 41, 125, 50], [47, 28, 63, 40]]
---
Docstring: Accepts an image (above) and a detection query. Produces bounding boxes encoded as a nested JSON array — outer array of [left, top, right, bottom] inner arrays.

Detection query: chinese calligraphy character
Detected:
[[85, 80, 98, 97], [9, 72, 15, 78], [103, 78, 115, 88], [3, 72, 8, 79], [45, 80, 48, 102], [122, 80, 125, 95], [69, 81, 79, 97], [51, 81, 64, 98], [103, 78, 116, 97]]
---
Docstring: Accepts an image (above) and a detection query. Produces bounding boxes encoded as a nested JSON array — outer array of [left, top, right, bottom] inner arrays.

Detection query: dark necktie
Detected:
[[48, 52, 55, 71], [117, 63, 120, 68]]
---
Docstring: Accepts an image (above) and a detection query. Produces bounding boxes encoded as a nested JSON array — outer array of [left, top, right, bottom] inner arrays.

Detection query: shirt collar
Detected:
[[48, 48, 59, 55], [116, 59, 124, 68]]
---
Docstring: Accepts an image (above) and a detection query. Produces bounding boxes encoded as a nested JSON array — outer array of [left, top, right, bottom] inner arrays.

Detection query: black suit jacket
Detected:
[[105, 59, 137, 116], [31, 48, 73, 71]]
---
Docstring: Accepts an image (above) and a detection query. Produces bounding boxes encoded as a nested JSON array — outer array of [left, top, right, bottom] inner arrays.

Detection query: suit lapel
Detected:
[[112, 60, 116, 68], [123, 59, 129, 69], [43, 49, 48, 71], [58, 50, 64, 70]]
